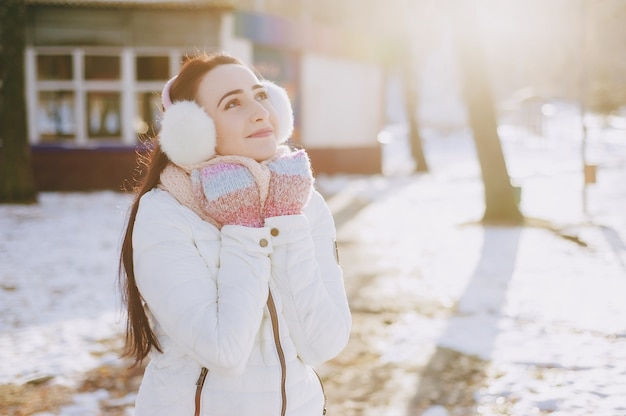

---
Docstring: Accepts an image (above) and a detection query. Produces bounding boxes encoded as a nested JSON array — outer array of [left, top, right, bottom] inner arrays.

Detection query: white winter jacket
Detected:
[[132, 187, 351, 415]]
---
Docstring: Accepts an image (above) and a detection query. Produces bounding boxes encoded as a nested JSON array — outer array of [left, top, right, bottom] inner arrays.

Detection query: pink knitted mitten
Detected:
[[264, 150, 314, 218], [192, 162, 263, 228]]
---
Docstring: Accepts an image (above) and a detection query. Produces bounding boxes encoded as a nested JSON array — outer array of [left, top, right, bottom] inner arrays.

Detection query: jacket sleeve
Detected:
[[132, 190, 272, 374], [264, 190, 351, 365]]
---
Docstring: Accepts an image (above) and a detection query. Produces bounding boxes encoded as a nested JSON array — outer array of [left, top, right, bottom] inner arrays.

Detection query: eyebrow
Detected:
[[217, 84, 264, 108]]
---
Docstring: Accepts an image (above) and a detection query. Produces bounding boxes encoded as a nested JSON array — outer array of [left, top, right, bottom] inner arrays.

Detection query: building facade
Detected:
[[23, 0, 387, 190]]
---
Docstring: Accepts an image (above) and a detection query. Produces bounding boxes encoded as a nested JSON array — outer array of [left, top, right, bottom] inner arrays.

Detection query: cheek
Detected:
[[215, 132, 234, 154], [267, 107, 280, 133], [214, 117, 237, 150]]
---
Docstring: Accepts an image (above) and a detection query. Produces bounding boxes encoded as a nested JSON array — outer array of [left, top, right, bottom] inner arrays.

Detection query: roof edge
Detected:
[[25, 0, 235, 10]]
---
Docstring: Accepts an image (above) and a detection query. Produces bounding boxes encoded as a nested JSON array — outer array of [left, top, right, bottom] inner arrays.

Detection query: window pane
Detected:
[[37, 55, 73, 80], [37, 91, 76, 141], [136, 56, 169, 81], [84, 56, 120, 80], [135, 91, 162, 138], [87, 92, 121, 139]]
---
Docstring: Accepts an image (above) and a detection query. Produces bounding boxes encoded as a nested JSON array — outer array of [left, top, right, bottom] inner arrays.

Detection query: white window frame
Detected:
[[26, 46, 183, 146]]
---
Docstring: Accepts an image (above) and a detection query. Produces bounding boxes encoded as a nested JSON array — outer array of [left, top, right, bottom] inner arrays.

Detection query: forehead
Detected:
[[198, 64, 259, 100]]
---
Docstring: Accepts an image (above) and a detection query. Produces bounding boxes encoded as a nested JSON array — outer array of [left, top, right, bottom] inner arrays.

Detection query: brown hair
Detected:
[[119, 52, 242, 363]]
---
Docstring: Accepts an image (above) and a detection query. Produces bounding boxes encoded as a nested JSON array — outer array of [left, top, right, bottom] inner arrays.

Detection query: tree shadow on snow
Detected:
[[405, 226, 522, 414]]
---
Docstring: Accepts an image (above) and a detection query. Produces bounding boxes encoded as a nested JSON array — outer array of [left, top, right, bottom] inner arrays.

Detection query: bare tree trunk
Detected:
[[450, 1, 522, 224], [0, 0, 37, 203], [399, 30, 429, 173], [403, 62, 429, 173]]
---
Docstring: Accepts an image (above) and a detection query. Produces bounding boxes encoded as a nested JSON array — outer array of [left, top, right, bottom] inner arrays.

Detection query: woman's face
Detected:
[[196, 64, 279, 162]]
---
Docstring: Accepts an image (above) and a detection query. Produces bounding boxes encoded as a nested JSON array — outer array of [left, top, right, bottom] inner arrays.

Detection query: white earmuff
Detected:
[[261, 79, 294, 143], [159, 100, 217, 167]]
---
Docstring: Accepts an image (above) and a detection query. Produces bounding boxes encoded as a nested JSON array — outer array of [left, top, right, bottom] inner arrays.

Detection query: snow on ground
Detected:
[[322, 112, 626, 415], [1, 110, 625, 414], [0, 191, 131, 387]]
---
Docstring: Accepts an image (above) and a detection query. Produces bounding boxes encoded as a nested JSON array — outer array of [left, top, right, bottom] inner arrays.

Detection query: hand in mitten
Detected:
[[264, 150, 314, 218], [192, 162, 263, 228]]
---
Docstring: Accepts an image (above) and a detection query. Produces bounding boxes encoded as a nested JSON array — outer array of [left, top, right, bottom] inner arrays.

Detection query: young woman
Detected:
[[119, 52, 351, 416]]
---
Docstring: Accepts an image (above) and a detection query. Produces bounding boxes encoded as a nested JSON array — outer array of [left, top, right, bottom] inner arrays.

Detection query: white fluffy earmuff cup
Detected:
[[159, 100, 217, 166], [262, 80, 294, 143]]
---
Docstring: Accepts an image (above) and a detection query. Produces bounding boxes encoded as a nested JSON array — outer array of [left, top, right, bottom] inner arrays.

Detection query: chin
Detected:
[[249, 142, 278, 162], [252, 151, 277, 162]]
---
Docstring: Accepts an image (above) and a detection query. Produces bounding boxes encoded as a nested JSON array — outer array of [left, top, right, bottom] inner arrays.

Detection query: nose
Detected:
[[250, 100, 269, 122]]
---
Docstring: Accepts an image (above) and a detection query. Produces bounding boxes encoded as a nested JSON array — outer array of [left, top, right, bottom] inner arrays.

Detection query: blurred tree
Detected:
[[449, 0, 523, 224], [585, 0, 626, 124], [403, 57, 428, 173], [587, 76, 626, 125], [399, 0, 432, 174], [585, 0, 626, 119], [0, 0, 36, 203]]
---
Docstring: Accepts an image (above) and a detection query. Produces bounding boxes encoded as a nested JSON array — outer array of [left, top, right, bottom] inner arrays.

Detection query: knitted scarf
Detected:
[[158, 146, 291, 229]]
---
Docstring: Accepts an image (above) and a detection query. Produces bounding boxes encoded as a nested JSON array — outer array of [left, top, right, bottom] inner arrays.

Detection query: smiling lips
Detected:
[[247, 128, 274, 138]]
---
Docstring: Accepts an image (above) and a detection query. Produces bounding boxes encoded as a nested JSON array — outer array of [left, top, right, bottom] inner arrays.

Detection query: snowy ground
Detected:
[[1, 111, 625, 415]]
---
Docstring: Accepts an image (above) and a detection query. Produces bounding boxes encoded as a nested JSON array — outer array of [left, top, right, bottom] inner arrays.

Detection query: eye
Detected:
[[255, 91, 269, 101], [224, 99, 239, 109]]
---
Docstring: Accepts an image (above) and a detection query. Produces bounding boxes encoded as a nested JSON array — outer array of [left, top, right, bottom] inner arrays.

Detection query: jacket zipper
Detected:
[[194, 366, 209, 416], [267, 291, 287, 416], [194, 293, 323, 416], [313, 369, 328, 415]]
